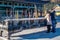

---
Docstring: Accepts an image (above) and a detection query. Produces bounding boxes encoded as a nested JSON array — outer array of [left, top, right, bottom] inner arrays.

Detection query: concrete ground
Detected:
[[1, 22, 60, 40], [10, 22, 60, 40], [0, 37, 7, 40]]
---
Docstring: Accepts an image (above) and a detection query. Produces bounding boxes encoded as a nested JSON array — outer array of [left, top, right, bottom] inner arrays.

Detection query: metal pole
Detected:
[[1, 21, 3, 37]]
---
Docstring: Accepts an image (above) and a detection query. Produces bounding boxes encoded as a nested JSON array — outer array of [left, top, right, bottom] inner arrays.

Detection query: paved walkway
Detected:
[[9, 22, 60, 40], [10, 22, 60, 40], [0, 37, 7, 40]]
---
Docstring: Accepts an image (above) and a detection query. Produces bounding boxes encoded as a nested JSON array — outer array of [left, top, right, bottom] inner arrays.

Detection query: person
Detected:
[[49, 7, 57, 33], [45, 11, 52, 33]]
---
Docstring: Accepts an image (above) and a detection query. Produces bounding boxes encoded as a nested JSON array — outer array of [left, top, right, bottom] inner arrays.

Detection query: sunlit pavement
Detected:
[[0, 37, 7, 40], [10, 22, 60, 40]]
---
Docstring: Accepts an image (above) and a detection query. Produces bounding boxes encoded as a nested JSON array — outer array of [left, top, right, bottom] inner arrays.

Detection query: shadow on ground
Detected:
[[18, 28, 60, 39]]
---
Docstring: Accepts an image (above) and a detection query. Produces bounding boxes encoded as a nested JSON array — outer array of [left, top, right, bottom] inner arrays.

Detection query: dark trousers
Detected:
[[47, 25, 51, 32], [51, 20, 56, 32]]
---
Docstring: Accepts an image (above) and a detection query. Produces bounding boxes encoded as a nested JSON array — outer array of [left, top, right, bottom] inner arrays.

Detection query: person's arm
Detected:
[[49, 9, 54, 13], [41, 14, 47, 21], [45, 14, 47, 19]]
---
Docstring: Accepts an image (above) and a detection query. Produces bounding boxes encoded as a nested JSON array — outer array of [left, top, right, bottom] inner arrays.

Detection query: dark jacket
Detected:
[[50, 10, 57, 24], [50, 10, 56, 20]]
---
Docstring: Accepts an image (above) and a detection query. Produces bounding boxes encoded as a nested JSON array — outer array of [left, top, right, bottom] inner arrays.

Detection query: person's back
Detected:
[[45, 12, 52, 33], [50, 10, 56, 20], [49, 9, 56, 33], [45, 13, 52, 25]]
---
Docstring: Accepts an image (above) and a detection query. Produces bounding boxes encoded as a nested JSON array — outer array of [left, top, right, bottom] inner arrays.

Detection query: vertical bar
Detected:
[[16, 10, 18, 19]]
